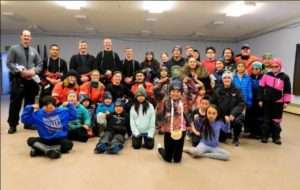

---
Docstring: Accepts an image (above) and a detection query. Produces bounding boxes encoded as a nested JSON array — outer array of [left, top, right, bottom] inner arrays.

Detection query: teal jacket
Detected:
[[67, 103, 91, 130], [130, 103, 156, 138]]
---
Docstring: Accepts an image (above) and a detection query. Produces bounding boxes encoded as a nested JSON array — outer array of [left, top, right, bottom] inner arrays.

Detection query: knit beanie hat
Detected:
[[115, 98, 124, 107], [169, 79, 183, 92], [271, 58, 283, 70], [222, 71, 233, 80], [252, 61, 263, 70], [135, 86, 147, 98], [103, 91, 113, 100]]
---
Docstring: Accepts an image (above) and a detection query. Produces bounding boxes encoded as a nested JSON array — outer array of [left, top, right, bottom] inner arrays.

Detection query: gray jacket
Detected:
[[6, 44, 42, 75]]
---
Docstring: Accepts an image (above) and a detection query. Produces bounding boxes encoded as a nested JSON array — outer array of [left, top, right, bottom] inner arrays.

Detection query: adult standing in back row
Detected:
[[95, 38, 122, 85], [69, 40, 96, 84], [6, 29, 43, 134]]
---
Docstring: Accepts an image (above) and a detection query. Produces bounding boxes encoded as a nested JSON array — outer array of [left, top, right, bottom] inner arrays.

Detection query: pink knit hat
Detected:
[[271, 58, 283, 70]]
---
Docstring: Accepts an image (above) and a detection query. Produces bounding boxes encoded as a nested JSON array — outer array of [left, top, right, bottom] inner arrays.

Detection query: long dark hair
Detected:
[[222, 48, 235, 63], [134, 96, 150, 115], [201, 104, 219, 140]]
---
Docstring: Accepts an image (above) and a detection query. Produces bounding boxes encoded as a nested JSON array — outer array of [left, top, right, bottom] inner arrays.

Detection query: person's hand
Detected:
[[87, 128, 93, 136], [258, 101, 263, 107], [81, 75, 89, 82], [62, 101, 69, 106], [284, 103, 288, 109], [82, 124, 89, 130], [124, 77, 132, 84], [27, 68, 36, 77], [105, 70, 112, 78], [229, 115, 235, 121], [183, 77, 189, 83], [32, 104, 39, 110], [225, 115, 231, 123], [194, 130, 201, 136], [20, 69, 31, 78]]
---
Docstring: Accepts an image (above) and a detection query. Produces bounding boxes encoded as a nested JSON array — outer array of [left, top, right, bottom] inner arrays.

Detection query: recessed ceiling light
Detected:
[[145, 17, 157, 22], [224, 1, 260, 17], [55, 1, 86, 10], [74, 14, 87, 20], [143, 1, 175, 13], [213, 20, 225, 25]]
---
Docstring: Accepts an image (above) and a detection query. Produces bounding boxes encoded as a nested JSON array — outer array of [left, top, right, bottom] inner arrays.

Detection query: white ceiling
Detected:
[[1, 1, 300, 42]]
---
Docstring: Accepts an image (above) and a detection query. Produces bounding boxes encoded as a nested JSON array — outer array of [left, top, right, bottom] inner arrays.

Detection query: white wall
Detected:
[[1, 34, 236, 63], [238, 25, 300, 104]]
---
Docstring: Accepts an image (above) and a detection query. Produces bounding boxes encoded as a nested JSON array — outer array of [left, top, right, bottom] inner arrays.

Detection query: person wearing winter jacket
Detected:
[[202, 46, 217, 75], [94, 98, 130, 154], [210, 71, 246, 146], [66, 92, 92, 142], [258, 58, 291, 145], [130, 87, 156, 150], [21, 96, 76, 159]]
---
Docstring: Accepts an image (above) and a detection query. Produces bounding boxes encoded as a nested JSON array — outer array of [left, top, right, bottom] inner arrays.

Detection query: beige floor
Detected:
[[1, 95, 300, 190]]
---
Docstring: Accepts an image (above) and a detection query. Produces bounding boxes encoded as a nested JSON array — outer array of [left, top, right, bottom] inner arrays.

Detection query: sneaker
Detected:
[[8, 126, 17, 134], [272, 138, 282, 145], [94, 143, 108, 154], [107, 144, 123, 154], [261, 138, 268, 143], [232, 139, 240, 147], [45, 149, 61, 159]]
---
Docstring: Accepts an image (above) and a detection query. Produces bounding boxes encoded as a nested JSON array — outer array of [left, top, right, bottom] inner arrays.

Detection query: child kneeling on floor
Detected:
[[94, 98, 130, 154], [157, 79, 192, 163], [130, 87, 156, 150], [21, 96, 76, 159], [184, 104, 230, 161]]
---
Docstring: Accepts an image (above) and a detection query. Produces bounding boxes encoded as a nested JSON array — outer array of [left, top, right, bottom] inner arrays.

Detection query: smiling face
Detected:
[[206, 49, 216, 60], [170, 89, 182, 100], [222, 76, 232, 87], [216, 60, 224, 71], [223, 49, 233, 61], [79, 42, 88, 54], [20, 30, 32, 48], [160, 53, 169, 63], [146, 53, 153, 61], [90, 70, 100, 81], [103, 38, 112, 51], [206, 106, 218, 123], [67, 92, 78, 105], [115, 105, 123, 114], [49, 45, 60, 59], [271, 63, 281, 74], [188, 57, 197, 69], [112, 73, 122, 85], [44, 103, 55, 113], [125, 48, 133, 60], [137, 95, 145, 103], [241, 48, 251, 57], [236, 63, 246, 74], [135, 72, 145, 83]]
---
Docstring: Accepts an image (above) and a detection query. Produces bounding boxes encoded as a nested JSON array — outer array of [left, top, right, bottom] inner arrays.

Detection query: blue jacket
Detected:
[[21, 103, 77, 140], [233, 73, 253, 107], [96, 103, 114, 114]]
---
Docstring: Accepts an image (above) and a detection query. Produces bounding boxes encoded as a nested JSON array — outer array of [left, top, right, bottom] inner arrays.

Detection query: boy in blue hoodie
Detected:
[[22, 96, 76, 159]]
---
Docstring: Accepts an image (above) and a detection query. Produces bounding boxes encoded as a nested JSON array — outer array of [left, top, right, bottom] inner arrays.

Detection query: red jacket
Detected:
[[235, 55, 259, 74], [202, 59, 216, 75], [79, 81, 105, 104], [131, 82, 154, 98], [52, 82, 80, 105]]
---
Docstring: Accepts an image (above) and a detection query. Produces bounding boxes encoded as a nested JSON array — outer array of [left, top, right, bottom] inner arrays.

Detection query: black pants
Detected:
[[132, 135, 154, 149], [160, 132, 185, 163], [98, 131, 125, 146], [219, 114, 244, 142], [191, 133, 201, 147], [245, 104, 263, 137], [261, 102, 283, 140], [68, 128, 89, 142], [27, 137, 73, 153], [8, 76, 39, 127]]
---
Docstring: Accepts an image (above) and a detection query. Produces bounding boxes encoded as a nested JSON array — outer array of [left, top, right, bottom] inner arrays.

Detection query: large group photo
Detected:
[[1, 1, 300, 190]]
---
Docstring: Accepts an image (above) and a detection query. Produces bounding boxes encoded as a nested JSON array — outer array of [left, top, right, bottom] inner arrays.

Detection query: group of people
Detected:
[[6, 29, 292, 162]]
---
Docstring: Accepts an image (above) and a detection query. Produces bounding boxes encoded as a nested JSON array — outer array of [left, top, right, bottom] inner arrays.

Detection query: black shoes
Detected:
[[232, 139, 240, 146], [272, 138, 282, 145], [24, 124, 35, 130], [8, 126, 17, 134]]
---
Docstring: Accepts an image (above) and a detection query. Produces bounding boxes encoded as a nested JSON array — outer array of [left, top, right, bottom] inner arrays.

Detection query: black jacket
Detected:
[[210, 84, 245, 118], [106, 112, 130, 135], [106, 83, 133, 101], [95, 50, 122, 74], [69, 54, 96, 75]]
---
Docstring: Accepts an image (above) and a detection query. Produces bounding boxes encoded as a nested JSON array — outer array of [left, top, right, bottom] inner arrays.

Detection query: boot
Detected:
[[107, 143, 123, 154], [8, 125, 17, 134], [32, 142, 61, 159]]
